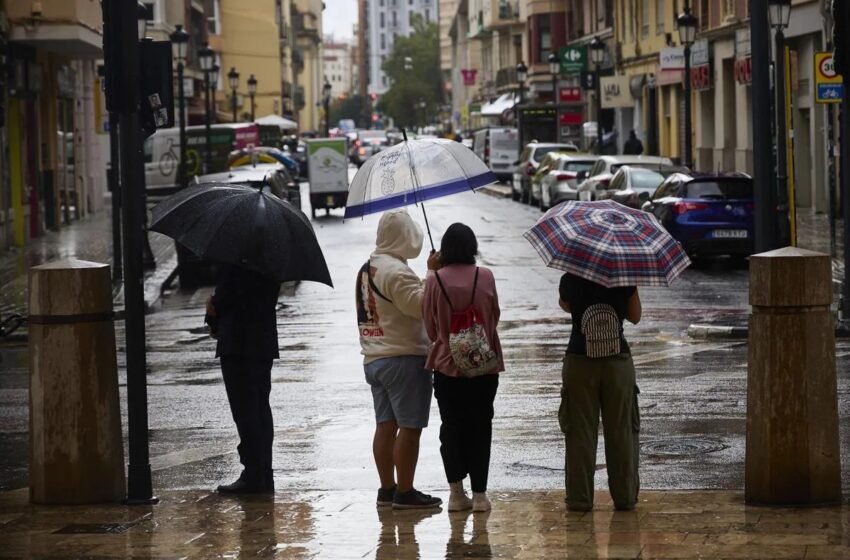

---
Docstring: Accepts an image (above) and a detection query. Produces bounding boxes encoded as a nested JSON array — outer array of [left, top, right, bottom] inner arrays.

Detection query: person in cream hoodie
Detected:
[[356, 209, 442, 510]]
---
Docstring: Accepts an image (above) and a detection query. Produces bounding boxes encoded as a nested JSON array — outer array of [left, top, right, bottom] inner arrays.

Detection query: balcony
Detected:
[[496, 67, 518, 89], [8, 0, 102, 58], [498, 0, 520, 21]]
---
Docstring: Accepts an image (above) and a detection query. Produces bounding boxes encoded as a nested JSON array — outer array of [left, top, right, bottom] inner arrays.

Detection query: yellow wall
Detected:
[[7, 0, 102, 33], [219, 0, 283, 121]]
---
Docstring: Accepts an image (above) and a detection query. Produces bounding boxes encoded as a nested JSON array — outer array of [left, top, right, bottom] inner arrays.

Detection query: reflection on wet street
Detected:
[[4, 487, 850, 558]]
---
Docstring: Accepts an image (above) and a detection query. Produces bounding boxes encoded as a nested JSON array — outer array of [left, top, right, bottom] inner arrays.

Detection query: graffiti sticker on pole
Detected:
[[814, 52, 844, 104]]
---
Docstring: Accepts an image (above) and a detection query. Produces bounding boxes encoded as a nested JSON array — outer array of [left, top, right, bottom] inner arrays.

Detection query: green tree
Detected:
[[376, 15, 443, 129], [330, 94, 366, 127]]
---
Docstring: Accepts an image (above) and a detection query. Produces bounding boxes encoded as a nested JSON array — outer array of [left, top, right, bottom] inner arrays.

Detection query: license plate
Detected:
[[712, 229, 748, 239], [326, 195, 334, 206]]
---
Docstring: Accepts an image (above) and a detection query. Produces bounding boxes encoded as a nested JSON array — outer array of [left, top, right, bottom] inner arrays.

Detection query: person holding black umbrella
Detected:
[[206, 266, 281, 494]]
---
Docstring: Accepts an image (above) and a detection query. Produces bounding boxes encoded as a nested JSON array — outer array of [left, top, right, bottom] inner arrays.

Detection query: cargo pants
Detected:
[[559, 352, 640, 511]]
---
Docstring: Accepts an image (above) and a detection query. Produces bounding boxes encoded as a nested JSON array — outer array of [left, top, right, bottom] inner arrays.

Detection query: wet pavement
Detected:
[[5, 488, 850, 558]]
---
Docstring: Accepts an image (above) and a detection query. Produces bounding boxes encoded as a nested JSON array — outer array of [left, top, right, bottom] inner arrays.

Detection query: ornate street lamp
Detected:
[[198, 43, 215, 173], [677, 7, 698, 169], [589, 37, 607, 155], [548, 51, 560, 141], [323, 79, 332, 136], [170, 24, 190, 190], [247, 74, 258, 122], [210, 63, 220, 123], [515, 61, 528, 105], [228, 67, 240, 122], [769, 0, 792, 244]]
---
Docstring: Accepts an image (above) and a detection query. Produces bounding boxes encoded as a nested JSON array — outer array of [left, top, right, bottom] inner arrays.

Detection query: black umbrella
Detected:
[[150, 183, 333, 287]]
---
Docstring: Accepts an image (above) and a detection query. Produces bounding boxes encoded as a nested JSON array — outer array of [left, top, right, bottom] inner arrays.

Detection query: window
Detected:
[[425, 8, 430, 21], [410, 12, 414, 25], [641, 0, 650, 36], [392, 11, 397, 26], [380, 12, 385, 27], [655, 0, 665, 34], [380, 33, 385, 49], [140, 2, 154, 21], [538, 15, 551, 57]]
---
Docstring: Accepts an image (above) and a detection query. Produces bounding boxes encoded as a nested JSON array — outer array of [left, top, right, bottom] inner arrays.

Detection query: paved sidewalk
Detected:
[[1, 488, 849, 558], [0, 207, 176, 320]]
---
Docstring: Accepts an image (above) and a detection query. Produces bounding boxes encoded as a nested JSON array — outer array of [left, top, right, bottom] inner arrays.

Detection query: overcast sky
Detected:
[[323, 0, 357, 40]]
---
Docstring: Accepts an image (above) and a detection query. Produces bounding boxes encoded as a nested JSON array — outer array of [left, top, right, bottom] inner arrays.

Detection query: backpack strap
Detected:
[[433, 271, 454, 311], [470, 267, 480, 307], [365, 260, 392, 303]]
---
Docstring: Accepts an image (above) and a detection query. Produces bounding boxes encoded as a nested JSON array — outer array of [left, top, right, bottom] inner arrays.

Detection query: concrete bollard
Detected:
[[745, 247, 841, 506], [28, 258, 125, 504]]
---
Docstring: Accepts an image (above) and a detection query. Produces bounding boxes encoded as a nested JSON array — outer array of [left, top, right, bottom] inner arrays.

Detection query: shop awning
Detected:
[[480, 93, 517, 116]]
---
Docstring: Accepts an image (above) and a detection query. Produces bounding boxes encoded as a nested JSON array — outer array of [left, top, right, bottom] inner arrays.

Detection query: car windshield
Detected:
[[685, 180, 753, 199], [562, 161, 594, 172], [629, 169, 665, 192], [533, 147, 561, 162]]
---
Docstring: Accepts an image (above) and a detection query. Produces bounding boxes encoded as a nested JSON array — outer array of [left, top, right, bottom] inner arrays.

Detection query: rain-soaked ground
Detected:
[[1, 183, 849, 496]]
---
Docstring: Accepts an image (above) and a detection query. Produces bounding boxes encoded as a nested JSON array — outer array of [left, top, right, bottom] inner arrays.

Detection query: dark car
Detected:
[[350, 130, 389, 166], [601, 166, 685, 209], [643, 173, 754, 258], [176, 164, 302, 288]]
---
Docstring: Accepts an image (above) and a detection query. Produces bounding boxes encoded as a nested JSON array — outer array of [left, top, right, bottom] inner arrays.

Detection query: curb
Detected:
[[689, 323, 850, 340], [480, 184, 512, 199]]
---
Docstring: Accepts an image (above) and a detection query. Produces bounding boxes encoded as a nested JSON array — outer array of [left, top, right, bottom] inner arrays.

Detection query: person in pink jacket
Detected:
[[423, 223, 504, 513]]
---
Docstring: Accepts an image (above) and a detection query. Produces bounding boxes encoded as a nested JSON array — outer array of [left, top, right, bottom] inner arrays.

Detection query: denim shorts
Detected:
[[364, 355, 432, 429]]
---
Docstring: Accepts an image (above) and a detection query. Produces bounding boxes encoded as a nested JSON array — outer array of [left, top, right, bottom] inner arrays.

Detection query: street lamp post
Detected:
[[228, 67, 240, 122], [247, 74, 257, 122], [136, 4, 156, 272], [323, 79, 332, 137], [170, 24, 189, 190], [677, 7, 697, 169], [199, 43, 214, 174], [589, 37, 606, 155], [516, 61, 527, 106], [548, 52, 560, 142], [769, 0, 792, 246]]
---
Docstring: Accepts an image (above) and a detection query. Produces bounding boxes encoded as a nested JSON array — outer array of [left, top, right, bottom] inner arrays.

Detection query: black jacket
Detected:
[[623, 137, 644, 155], [210, 265, 282, 360]]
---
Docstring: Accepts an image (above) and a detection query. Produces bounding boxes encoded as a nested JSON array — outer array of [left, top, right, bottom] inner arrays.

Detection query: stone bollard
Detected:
[[28, 259, 125, 504], [745, 247, 841, 506]]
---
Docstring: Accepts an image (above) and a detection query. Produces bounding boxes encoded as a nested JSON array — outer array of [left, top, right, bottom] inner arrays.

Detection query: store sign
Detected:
[[461, 68, 477, 86], [814, 52, 844, 103], [735, 28, 752, 84], [174, 77, 194, 98], [690, 40, 709, 67], [559, 111, 583, 126], [559, 46, 587, 75], [559, 86, 582, 103], [600, 75, 632, 108], [690, 40, 711, 91], [660, 47, 686, 71]]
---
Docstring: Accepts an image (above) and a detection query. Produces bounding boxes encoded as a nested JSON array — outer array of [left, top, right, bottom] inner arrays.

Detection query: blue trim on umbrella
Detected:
[[344, 171, 497, 219]]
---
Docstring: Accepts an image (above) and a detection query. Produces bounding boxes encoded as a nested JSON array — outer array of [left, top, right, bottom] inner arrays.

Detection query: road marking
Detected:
[[150, 445, 230, 472], [633, 343, 743, 367]]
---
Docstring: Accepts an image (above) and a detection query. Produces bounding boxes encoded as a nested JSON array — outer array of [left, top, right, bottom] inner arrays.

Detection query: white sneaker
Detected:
[[472, 492, 491, 512], [448, 490, 473, 512]]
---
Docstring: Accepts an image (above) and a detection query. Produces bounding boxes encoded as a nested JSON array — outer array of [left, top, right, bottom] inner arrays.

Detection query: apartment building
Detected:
[[324, 38, 353, 98]]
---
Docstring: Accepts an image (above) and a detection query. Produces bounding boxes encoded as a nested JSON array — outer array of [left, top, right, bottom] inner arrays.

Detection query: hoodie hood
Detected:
[[374, 209, 424, 261]]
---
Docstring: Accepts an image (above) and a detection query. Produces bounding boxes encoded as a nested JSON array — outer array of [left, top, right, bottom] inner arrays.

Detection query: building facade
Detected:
[[323, 38, 353, 98], [293, 0, 324, 132], [367, 0, 439, 94]]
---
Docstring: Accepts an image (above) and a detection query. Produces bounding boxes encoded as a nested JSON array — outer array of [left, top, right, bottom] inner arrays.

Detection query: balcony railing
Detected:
[[496, 67, 517, 88], [498, 0, 519, 21]]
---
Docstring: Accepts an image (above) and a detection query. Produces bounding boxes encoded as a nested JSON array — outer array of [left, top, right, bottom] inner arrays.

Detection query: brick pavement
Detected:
[[0, 207, 176, 320], [2, 488, 850, 558]]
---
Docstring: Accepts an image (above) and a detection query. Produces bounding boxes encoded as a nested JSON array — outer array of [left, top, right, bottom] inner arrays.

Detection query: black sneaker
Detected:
[[377, 485, 397, 507], [216, 478, 272, 495], [392, 488, 442, 510]]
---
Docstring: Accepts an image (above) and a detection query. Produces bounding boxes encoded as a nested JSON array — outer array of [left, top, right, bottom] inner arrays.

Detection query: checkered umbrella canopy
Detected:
[[523, 200, 691, 287]]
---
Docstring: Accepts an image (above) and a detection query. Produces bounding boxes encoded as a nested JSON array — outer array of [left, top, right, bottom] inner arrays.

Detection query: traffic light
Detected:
[[370, 93, 378, 101], [834, 0, 849, 76]]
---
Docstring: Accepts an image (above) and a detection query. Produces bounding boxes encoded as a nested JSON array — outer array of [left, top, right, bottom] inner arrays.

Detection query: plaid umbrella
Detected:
[[524, 200, 691, 287]]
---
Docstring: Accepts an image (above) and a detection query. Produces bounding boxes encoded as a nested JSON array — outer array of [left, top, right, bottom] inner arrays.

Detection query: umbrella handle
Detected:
[[420, 202, 435, 252]]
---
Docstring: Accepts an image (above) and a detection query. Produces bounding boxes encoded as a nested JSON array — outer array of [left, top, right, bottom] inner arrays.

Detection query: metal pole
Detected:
[[841, 73, 850, 320], [552, 74, 558, 142], [103, 0, 156, 504], [774, 28, 789, 247], [108, 113, 122, 281], [324, 96, 330, 136], [232, 88, 237, 122], [204, 71, 211, 174], [684, 43, 692, 169], [596, 65, 603, 155], [751, 0, 777, 252], [177, 62, 187, 190], [250, 94, 255, 122]]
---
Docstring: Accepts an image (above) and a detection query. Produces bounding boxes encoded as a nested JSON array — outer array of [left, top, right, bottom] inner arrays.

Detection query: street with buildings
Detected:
[[0, 0, 850, 558]]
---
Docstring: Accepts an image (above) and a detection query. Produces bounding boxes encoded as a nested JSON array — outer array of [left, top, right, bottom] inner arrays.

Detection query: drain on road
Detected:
[[640, 437, 729, 457]]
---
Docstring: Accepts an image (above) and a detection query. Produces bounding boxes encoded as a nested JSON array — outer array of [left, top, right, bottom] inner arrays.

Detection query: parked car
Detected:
[[176, 164, 302, 288], [350, 130, 388, 166], [227, 146, 300, 177], [512, 141, 579, 203], [472, 127, 520, 182], [575, 155, 676, 201], [598, 166, 683, 208], [533, 153, 598, 211], [642, 173, 754, 258]]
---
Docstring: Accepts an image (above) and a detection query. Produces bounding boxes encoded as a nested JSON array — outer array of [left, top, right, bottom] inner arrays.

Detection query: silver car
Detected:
[[536, 154, 598, 211]]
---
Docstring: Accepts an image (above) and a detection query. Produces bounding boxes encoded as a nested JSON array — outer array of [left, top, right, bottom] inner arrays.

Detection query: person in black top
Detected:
[[623, 130, 644, 155], [206, 264, 282, 494], [558, 273, 642, 511]]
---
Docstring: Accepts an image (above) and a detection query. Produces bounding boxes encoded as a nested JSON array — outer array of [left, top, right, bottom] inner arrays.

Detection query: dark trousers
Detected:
[[433, 372, 499, 493], [221, 357, 274, 485]]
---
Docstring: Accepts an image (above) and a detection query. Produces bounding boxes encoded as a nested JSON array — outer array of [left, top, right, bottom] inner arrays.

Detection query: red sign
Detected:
[[559, 87, 582, 103], [691, 66, 711, 90], [559, 112, 583, 126], [735, 57, 752, 84], [461, 69, 477, 86]]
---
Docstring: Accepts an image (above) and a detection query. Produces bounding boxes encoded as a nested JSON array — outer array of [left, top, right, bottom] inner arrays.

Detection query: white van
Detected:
[[472, 127, 519, 182]]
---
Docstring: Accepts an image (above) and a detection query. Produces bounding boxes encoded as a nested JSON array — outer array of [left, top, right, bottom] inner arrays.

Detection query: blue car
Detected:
[[643, 173, 754, 258]]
